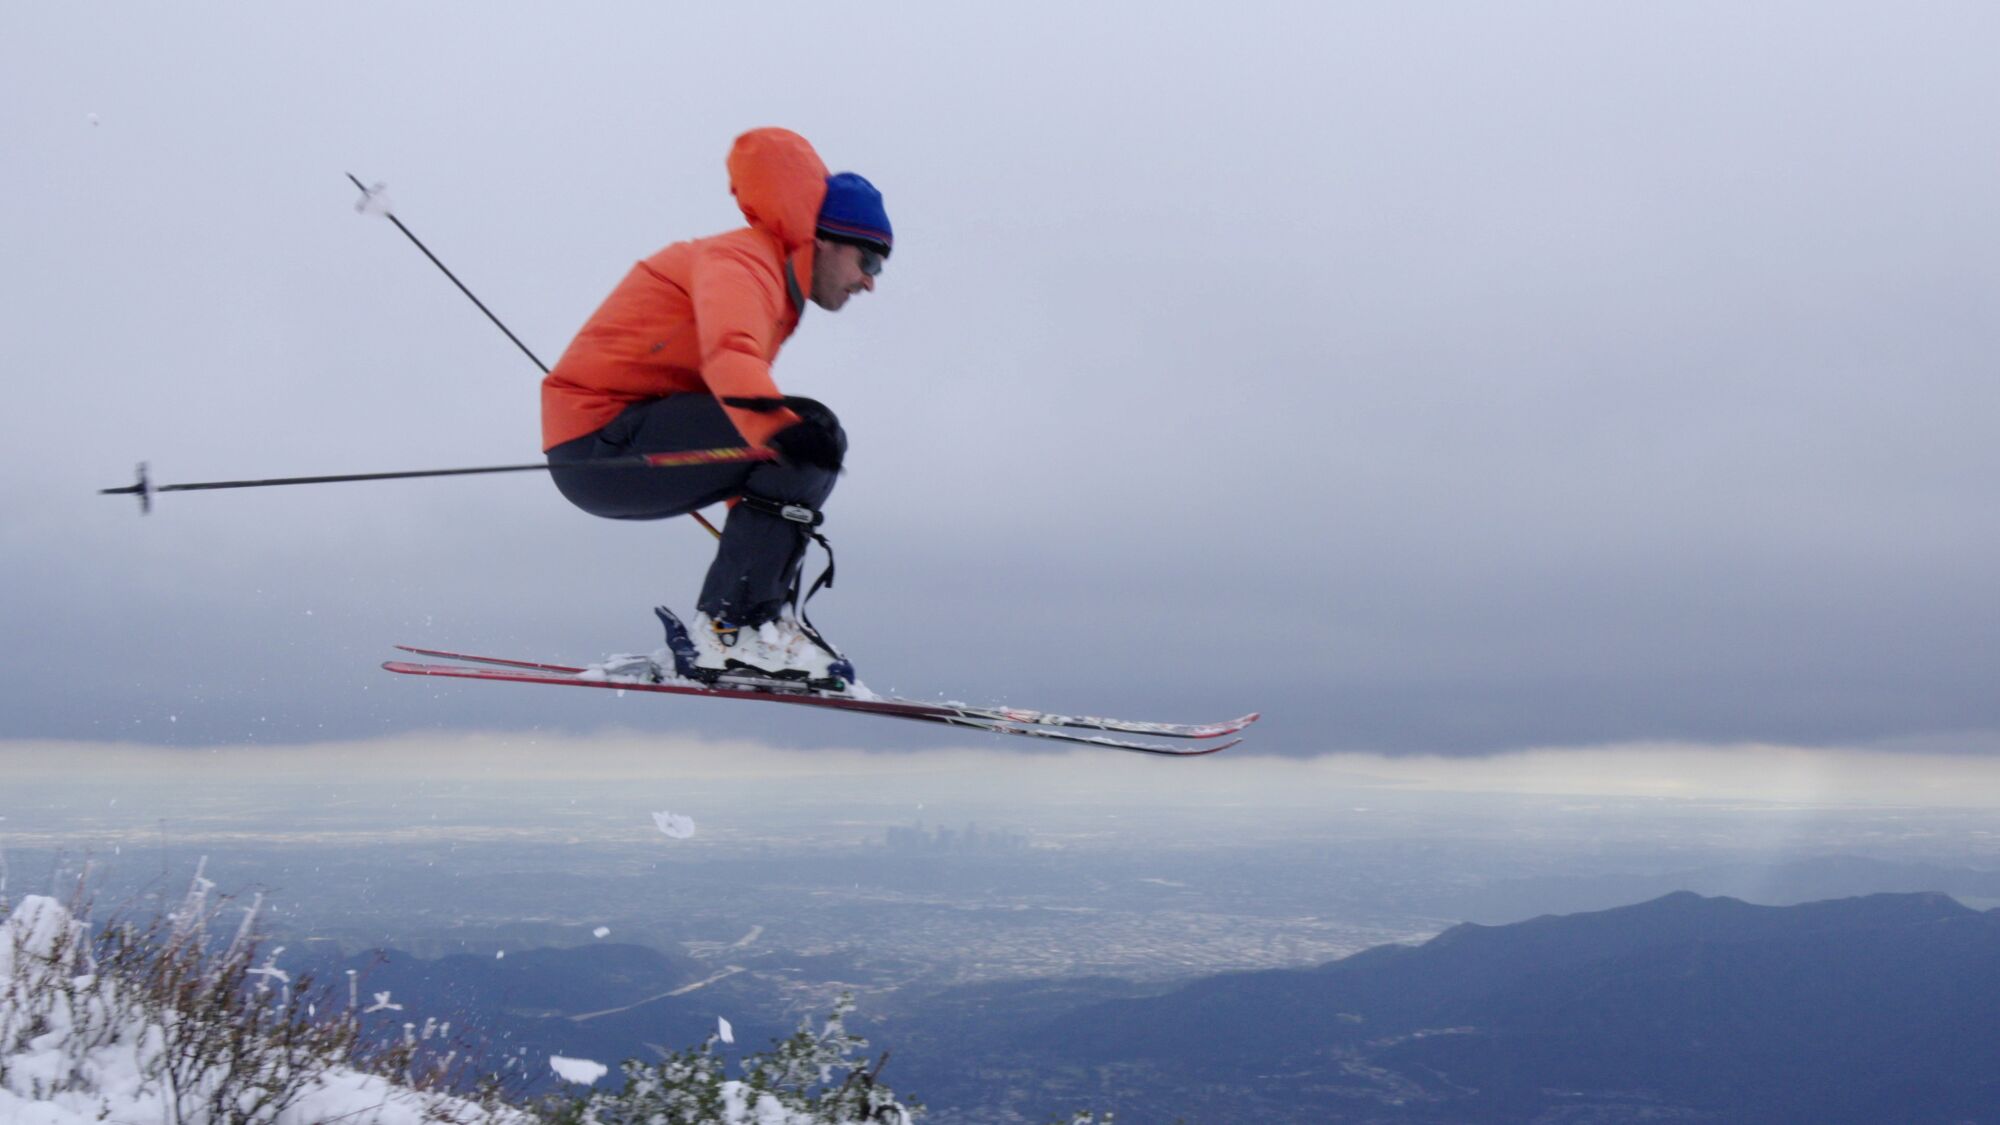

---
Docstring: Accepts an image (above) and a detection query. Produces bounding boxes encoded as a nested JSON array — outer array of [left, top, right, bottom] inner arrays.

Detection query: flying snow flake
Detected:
[[550, 1056, 608, 1085], [652, 810, 696, 839], [593, 926, 611, 938], [363, 991, 403, 1013], [495, 950, 505, 959], [86, 112, 100, 126], [717, 1016, 735, 1044]]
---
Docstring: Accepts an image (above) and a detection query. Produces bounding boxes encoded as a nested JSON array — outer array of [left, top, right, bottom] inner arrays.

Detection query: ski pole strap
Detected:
[[792, 529, 839, 659], [798, 528, 836, 605]]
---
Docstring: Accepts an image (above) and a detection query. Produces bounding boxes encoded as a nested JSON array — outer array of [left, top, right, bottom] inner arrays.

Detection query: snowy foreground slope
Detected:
[[1, 895, 523, 1125], [2, 896, 918, 1125]]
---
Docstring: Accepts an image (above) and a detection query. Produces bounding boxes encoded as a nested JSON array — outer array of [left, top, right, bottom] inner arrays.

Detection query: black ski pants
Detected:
[[546, 394, 841, 626]]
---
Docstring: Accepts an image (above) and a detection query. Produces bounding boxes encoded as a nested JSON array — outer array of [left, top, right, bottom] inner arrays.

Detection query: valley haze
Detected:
[[11, 734, 2000, 1121]]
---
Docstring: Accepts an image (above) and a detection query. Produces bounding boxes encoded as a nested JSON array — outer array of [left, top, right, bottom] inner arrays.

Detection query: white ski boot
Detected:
[[686, 611, 857, 690]]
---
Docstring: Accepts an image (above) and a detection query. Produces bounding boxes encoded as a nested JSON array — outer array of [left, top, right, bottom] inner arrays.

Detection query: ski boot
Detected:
[[655, 607, 857, 693]]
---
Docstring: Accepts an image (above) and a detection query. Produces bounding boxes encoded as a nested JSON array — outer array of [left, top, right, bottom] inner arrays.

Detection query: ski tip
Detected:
[[1210, 713, 1262, 733], [1162, 737, 1242, 756], [1183, 713, 1260, 739], [1123, 735, 1243, 756]]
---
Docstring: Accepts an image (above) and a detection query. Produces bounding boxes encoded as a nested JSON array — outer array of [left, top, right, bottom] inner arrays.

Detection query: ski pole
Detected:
[[347, 174, 725, 539], [349, 173, 551, 374], [100, 448, 775, 514]]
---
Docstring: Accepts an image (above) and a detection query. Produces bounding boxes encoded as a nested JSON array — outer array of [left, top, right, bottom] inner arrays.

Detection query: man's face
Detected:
[[810, 239, 879, 311]]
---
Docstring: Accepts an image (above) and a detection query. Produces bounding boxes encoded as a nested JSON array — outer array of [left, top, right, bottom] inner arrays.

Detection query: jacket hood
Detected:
[[727, 127, 829, 251]]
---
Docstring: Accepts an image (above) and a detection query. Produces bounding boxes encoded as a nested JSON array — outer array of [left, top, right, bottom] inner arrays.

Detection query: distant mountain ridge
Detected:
[[1436, 852, 2000, 924], [277, 892, 2000, 1122], [916, 891, 2000, 1123]]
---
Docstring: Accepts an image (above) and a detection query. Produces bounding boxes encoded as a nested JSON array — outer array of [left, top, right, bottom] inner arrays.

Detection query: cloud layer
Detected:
[[5, 4, 1996, 755]]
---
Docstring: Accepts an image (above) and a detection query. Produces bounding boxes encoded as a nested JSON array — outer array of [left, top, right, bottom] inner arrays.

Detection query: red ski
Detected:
[[383, 647, 1252, 756], [391, 644, 1258, 740]]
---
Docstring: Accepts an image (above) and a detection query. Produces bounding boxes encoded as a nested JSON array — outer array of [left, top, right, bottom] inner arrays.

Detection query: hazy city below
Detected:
[[10, 733, 2000, 1017], [13, 734, 2000, 1121]]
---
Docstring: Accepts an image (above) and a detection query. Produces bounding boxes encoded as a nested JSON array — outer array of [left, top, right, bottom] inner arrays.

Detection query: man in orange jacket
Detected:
[[541, 128, 890, 691]]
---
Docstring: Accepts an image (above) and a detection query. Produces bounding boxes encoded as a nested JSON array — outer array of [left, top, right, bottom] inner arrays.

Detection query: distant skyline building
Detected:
[[884, 820, 1028, 854]]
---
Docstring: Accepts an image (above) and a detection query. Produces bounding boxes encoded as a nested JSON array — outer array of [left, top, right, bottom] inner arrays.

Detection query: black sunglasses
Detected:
[[856, 245, 884, 278]]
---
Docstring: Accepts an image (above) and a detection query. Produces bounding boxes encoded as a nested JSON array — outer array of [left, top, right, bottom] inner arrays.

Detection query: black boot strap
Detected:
[[739, 493, 839, 660]]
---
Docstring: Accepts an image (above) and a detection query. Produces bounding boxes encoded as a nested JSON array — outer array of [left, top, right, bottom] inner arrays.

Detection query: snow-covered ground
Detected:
[[3, 896, 914, 1124], [1, 896, 524, 1125]]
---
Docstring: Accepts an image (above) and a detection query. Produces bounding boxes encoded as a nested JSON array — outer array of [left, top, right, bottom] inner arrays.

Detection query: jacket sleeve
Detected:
[[689, 239, 801, 448]]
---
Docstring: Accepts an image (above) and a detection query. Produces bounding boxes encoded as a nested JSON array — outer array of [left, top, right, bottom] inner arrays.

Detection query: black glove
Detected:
[[724, 395, 845, 472]]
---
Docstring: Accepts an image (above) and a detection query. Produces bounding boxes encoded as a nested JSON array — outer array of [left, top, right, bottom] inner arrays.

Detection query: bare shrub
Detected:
[[2, 864, 518, 1124]]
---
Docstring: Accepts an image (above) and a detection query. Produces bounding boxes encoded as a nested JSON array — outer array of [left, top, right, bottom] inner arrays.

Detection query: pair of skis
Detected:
[[382, 626, 1255, 756]]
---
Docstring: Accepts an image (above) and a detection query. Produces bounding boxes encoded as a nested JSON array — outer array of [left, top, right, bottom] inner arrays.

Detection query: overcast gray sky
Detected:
[[4, 2, 1995, 757]]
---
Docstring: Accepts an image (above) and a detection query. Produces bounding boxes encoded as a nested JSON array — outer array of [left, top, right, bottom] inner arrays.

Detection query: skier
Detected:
[[540, 127, 890, 690]]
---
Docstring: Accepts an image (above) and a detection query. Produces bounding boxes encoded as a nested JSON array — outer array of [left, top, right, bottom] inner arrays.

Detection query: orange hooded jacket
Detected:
[[540, 128, 829, 452]]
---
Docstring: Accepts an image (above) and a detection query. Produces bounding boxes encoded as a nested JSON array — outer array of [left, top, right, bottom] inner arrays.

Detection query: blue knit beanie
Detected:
[[816, 172, 892, 256]]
